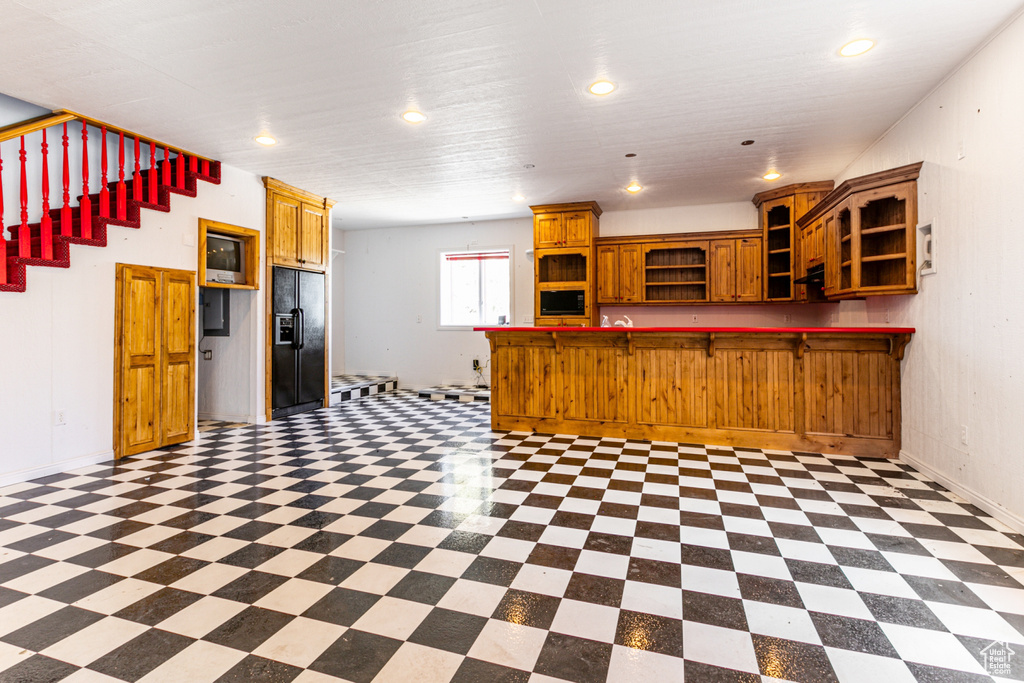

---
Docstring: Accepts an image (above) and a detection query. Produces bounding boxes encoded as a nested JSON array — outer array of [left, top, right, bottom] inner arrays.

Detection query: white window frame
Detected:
[[436, 245, 515, 331]]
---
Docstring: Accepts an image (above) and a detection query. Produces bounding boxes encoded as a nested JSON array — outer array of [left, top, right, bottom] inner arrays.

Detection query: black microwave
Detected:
[[539, 289, 585, 316]]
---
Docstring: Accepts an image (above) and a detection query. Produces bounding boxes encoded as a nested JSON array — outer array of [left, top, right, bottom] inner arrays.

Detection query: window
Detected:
[[439, 248, 511, 327]]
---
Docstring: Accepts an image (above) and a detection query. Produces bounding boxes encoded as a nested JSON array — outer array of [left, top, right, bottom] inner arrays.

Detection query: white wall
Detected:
[[330, 228, 345, 375], [831, 12, 1024, 526], [0, 162, 266, 486], [343, 218, 534, 388], [197, 287, 262, 423]]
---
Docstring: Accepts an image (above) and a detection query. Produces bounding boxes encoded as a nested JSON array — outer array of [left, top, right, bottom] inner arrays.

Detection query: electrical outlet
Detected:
[[960, 425, 969, 446], [957, 141, 966, 160], [416, 315, 422, 324], [830, 312, 838, 324], [54, 410, 66, 427], [784, 314, 792, 323], [692, 315, 699, 323], [203, 350, 213, 361], [885, 309, 891, 323]]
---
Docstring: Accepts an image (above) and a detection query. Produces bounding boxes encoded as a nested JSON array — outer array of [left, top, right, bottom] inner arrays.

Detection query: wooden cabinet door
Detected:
[[161, 270, 196, 446], [534, 213, 564, 248], [619, 244, 642, 303], [822, 209, 839, 296], [596, 245, 620, 304], [562, 211, 591, 247], [299, 202, 327, 271], [709, 239, 736, 302], [115, 264, 196, 458], [735, 238, 763, 302], [269, 192, 302, 267]]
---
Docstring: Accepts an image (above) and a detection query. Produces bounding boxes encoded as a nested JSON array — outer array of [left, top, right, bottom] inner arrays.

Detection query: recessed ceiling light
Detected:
[[254, 135, 276, 146], [741, 140, 755, 146], [763, 171, 781, 181], [625, 181, 643, 193], [840, 39, 875, 57], [513, 194, 525, 202], [402, 110, 426, 124], [589, 80, 616, 96]]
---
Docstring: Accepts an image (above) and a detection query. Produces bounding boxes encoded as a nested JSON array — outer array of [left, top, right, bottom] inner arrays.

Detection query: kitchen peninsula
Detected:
[[477, 326, 913, 458]]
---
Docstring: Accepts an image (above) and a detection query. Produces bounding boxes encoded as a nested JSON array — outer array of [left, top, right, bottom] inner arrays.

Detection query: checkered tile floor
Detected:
[[331, 375, 398, 404], [1, 392, 1023, 682], [418, 385, 491, 403]]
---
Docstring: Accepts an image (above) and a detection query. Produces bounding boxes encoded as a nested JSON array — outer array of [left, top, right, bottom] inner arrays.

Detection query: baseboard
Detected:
[[0, 450, 115, 489], [198, 412, 254, 424], [900, 449, 1024, 534]]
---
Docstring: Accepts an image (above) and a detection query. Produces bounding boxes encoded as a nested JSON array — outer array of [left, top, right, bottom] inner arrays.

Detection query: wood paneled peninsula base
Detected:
[[477, 326, 914, 458]]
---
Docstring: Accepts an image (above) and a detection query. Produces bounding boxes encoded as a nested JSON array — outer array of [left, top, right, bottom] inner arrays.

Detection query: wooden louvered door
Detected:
[[114, 264, 196, 458]]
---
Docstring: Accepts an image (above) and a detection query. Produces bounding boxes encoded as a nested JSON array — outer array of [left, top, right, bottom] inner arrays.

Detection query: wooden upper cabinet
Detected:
[[270, 192, 302, 269], [709, 237, 763, 303], [735, 238, 763, 302], [300, 203, 328, 269], [562, 211, 592, 247], [800, 162, 922, 298], [596, 245, 619, 304], [596, 243, 642, 304], [265, 178, 335, 272], [752, 181, 834, 302], [709, 240, 735, 302], [535, 213, 564, 248]]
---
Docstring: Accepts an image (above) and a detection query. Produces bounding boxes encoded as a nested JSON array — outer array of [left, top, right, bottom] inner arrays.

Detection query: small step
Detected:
[[330, 374, 398, 403], [418, 385, 490, 403]]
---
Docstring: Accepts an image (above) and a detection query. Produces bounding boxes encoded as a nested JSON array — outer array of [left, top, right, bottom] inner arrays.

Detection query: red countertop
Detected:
[[475, 326, 916, 334]]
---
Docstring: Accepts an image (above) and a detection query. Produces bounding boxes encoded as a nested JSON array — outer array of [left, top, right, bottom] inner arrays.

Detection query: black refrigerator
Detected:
[[272, 267, 326, 419]]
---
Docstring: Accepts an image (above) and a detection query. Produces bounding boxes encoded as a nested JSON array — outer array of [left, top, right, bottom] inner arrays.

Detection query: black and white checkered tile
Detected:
[[1, 391, 1022, 682], [417, 385, 491, 403], [330, 374, 398, 403]]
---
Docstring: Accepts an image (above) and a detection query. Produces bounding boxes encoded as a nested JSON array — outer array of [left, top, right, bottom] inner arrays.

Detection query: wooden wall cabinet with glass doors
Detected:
[[752, 182, 834, 302], [531, 202, 601, 326], [799, 162, 922, 298]]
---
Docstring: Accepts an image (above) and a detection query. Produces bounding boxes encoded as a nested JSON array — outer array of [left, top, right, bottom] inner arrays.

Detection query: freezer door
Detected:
[[272, 267, 299, 410], [297, 269, 326, 404]]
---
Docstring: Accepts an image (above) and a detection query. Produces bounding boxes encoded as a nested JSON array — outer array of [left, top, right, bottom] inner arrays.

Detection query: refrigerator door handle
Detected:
[[297, 308, 305, 349], [290, 308, 301, 350]]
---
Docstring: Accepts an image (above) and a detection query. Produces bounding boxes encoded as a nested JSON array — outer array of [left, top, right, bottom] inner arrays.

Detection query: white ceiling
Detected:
[[1, 0, 1021, 230]]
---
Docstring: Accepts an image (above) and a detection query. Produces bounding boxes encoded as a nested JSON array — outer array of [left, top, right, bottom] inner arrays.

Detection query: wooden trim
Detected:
[[112, 264, 126, 459], [797, 162, 924, 229], [751, 181, 835, 208], [596, 229, 761, 247], [530, 201, 602, 217], [264, 177, 336, 206], [0, 112, 77, 143], [55, 109, 214, 160], [198, 218, 261, 290]]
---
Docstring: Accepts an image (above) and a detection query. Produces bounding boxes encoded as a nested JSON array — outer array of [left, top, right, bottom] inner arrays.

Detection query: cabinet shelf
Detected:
[[767, 272, 791, 278], [767, 225, 790, 232], [841, 235, 851, 243], [841, 260, 852, 268], [646, 281, 706, 286], [767, 248, 790, 255], [861, 252, 907, 263], [645, 264, 706, 270], [860, 223, 906, 236]]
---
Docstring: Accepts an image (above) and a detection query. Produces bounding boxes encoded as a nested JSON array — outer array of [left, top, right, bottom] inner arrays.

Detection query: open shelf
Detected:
[[861, 252, 907, 263], [538, 251, 587, 284], [643, 244, 707, 302], [860, 223, 905, 236], [645, 263, 705, 270], [768, 272, 791, 278], [647, 281, 706, 286], [768, 248, 790, 255]]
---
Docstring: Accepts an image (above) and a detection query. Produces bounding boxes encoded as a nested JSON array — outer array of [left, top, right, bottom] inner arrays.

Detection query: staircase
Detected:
[[0, 111, 220, 293]]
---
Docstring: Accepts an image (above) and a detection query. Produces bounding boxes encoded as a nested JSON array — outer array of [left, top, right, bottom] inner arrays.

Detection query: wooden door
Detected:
[[269, 192, 302, 268], [115, 264, 196, 458], [619, 244, 642, 303], [161, 271, 196, 445], [709, 239, 735, 302], [735, 238, 763, 302], [596, 245, 619, 304], [299, 202, 327, 271], [534, 213, 563, 248], [562, 211, 591, 247]]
